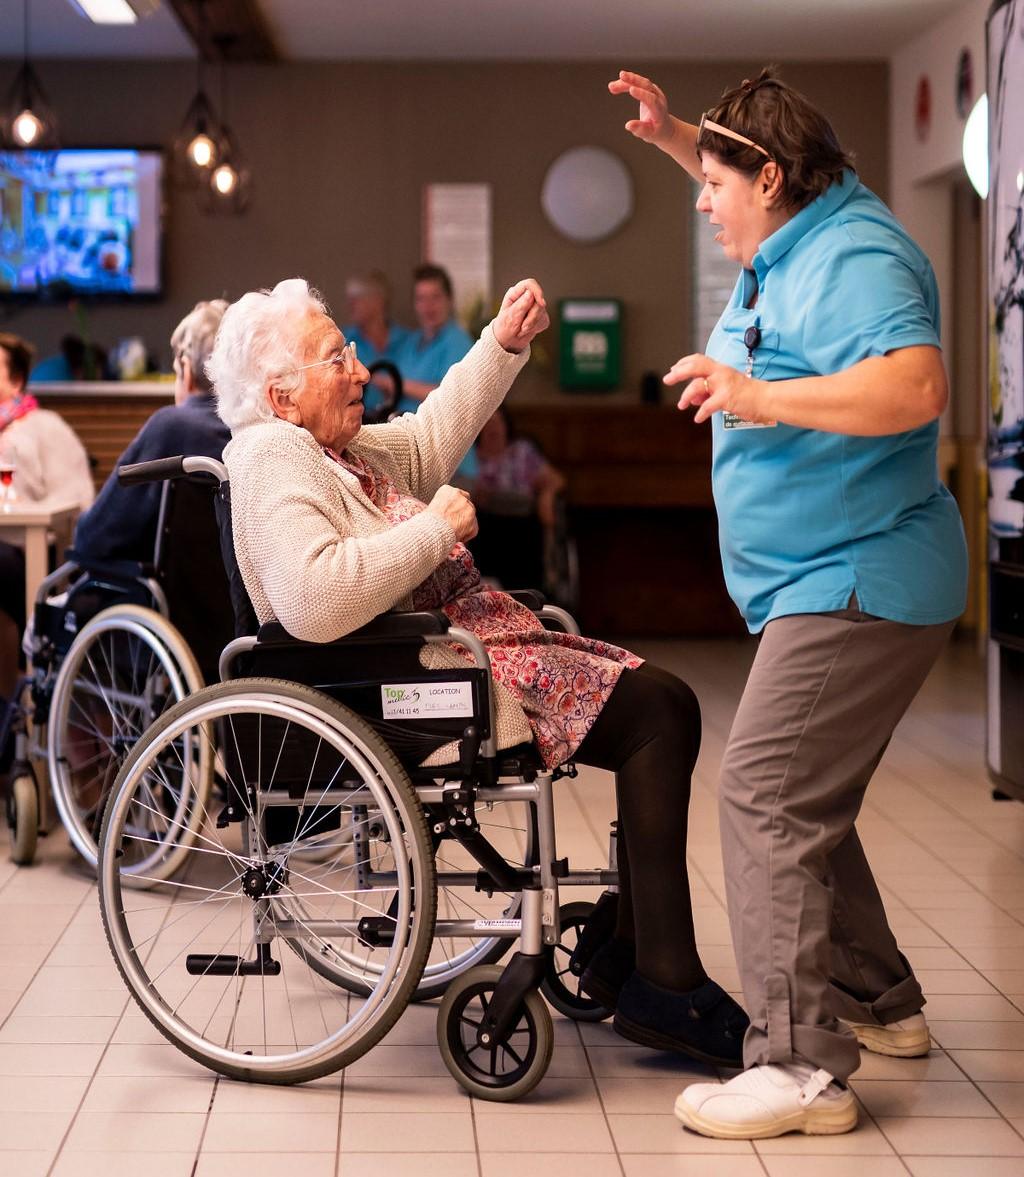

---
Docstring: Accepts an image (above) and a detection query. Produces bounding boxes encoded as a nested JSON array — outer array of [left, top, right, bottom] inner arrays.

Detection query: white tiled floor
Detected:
[[1, 637, 1023, 1177]]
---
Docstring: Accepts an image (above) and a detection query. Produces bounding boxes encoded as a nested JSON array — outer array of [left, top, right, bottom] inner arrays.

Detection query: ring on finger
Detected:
[[703, 377, 710, 395]]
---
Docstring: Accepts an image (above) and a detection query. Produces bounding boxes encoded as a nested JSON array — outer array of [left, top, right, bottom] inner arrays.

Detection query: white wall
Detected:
[[890, 0, 989, 360]]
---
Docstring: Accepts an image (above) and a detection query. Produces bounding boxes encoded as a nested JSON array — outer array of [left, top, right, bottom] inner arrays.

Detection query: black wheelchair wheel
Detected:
[[437, 964, 553, 1101], [540, 901, 614, 1022]]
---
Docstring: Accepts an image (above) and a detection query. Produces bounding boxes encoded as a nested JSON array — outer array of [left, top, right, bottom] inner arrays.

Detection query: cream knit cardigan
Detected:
[[224, 324, 534, 751]]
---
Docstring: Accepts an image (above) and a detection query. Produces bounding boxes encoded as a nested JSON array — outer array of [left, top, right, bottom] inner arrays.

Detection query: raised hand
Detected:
[[608, 70, 672, 147], [491, 279, 550, 354]]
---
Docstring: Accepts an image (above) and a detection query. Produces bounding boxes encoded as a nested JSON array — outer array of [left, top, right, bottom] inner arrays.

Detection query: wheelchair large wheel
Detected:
[[289, 789, 539, 1002], [48, 605, 211, 881], [98, 679, 436, 1085]]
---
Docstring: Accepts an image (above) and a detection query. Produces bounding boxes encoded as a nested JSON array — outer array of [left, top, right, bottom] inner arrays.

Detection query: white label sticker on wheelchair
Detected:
[[472, 919, 521, 933], [380, 681, 474, 719]]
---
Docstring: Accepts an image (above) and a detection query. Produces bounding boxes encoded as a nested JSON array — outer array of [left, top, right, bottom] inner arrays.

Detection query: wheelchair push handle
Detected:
[[118, 455, 228, 486]]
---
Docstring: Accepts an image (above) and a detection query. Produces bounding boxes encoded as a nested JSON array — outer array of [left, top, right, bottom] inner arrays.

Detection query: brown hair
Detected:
[[696, 68, 855, 211], [0, 333, 35, 390], [413, 262, 453, 300]]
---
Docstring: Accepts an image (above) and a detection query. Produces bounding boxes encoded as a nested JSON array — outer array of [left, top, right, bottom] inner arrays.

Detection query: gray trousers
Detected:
[[719, 604, 955, 1081]]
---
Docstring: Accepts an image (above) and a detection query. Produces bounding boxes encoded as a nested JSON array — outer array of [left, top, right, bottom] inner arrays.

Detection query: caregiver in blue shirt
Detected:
[[392, 262, 475, 476], [611, 68, 967, 1141]]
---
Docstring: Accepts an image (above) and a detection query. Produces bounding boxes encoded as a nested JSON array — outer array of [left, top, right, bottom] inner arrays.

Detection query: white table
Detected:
[[0, 500, 80, 608]]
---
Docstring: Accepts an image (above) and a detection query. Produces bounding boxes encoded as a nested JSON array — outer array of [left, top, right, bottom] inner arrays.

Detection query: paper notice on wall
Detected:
[[422, 183, 492, 327]]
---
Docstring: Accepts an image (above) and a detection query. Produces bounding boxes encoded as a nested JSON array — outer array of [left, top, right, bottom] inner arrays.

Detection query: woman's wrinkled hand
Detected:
[[665, 354, 775, 426], [608, 70, 672, 147], [492, 279, 550, 354], [426, 484, 479, 542]]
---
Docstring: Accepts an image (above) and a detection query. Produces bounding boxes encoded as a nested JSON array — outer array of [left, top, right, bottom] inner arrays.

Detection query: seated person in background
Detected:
[[340, 270, 409, 417], [210, 275, 748, 1066], [468, 407, 567, 590], [31, 334, 109, 382], [0, 333, 94, 699], [74, 300, 230, 563]]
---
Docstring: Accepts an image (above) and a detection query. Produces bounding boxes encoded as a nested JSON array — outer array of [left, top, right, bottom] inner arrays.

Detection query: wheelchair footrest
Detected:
[[185, 948, 282, 977]]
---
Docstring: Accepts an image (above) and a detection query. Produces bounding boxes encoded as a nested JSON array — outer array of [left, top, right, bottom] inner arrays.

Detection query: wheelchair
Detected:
[[96, 453, 621, 1100], [2, 473, 233, 876]]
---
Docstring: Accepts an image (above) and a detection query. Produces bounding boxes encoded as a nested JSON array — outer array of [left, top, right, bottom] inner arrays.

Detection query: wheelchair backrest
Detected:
[[156, 478, 237, 682], [212, 481, 261, 639]]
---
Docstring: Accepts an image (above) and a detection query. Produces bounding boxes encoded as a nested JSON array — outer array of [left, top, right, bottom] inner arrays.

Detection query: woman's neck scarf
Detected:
[[0, 393, 38, 433]]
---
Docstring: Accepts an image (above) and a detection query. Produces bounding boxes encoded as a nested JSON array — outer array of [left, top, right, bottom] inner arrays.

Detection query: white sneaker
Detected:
[[674, 1063, 858, 1140], [843, 1012, 930, 1058]]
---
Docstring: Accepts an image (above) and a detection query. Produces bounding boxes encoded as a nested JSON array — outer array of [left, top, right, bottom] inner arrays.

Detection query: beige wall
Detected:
[[5, 58, 888, 401]]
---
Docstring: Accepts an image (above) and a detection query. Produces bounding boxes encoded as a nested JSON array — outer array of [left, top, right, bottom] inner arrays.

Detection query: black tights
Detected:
[[574, 662, 707, 992]]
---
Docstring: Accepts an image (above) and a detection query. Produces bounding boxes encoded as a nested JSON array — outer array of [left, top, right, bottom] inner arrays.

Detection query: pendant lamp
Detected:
[[3, 0, 58, 149], [202, 43, 251, 215], [171, 1, 221, 185]]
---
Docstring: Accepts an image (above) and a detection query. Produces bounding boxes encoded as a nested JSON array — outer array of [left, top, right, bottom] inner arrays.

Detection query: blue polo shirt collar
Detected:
[[752, 169, 859, 284]]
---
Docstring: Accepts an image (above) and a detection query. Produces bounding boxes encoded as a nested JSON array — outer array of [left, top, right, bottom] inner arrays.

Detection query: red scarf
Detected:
[[0, 393, 38, 433]]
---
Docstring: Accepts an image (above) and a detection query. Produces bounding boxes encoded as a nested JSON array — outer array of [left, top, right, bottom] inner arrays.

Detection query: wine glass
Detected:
[[0, 456, 16, 513]]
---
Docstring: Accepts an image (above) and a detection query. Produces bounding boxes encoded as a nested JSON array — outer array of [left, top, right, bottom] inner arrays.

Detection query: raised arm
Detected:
[[608, 70, 704, 184], [369, 280, 549, 496]]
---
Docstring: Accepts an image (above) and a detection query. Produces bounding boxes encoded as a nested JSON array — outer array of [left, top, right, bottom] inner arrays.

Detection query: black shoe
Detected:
[[578, 936, 636, 1009], [613, 971, 749, 1067], [568, 890, 620, 978]]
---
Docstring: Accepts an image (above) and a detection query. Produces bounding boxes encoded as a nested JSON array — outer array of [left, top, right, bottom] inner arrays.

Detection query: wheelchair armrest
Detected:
[[504, 589, 547, 611], [256, 610, 451, 647], [64, 549, 156, 582]]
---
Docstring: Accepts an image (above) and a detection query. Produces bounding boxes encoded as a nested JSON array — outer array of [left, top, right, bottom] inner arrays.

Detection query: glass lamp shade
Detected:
[[172, 89, 222, 187], [200, 127, 251, 215], [3, 61, 58, 149]]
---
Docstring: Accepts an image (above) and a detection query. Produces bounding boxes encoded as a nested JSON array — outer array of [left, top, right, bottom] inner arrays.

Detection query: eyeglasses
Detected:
[[288, 339, 359, 378], [698, 112, 771, 159]]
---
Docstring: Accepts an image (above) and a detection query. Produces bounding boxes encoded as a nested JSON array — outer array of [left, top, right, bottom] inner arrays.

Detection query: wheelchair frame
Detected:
[[95, 453, 621, 1100]]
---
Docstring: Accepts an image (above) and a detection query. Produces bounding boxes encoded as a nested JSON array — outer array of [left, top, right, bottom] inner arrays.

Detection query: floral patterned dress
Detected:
[[330, 449, 643, 768]]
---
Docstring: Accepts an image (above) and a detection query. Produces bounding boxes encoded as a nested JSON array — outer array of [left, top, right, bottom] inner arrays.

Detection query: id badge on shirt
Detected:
[[723, 412, 777, 430]]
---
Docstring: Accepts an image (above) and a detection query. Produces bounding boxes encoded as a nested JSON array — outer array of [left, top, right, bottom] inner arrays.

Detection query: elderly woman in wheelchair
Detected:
[[94, 276, 745, 1099]]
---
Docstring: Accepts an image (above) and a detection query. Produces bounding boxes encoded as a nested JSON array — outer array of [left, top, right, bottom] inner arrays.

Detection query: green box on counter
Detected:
[[558, 298, 621, 390]]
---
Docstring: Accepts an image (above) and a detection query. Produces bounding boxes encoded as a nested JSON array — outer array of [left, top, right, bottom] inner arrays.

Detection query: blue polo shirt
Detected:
[[391, 319, 473, 416], [707, 170, 967, 633], [392, 318, 476, 477], [340, 321, 410, 369], [340, 322, 409, 417]]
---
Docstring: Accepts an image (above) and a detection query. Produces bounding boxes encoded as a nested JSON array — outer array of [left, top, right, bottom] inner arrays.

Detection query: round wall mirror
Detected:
[[541, 146, 634, 243]]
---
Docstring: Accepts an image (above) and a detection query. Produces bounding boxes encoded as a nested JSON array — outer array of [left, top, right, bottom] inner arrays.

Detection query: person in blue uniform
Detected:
[[392, 263, 473, 413], [610, 67, 968, 1140], [339, 270, 408, 417], [392, 263, 475, 475]]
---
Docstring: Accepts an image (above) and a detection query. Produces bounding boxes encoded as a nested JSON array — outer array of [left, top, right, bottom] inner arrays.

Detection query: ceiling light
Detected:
[[68, 0, 161, 23], [212, 162, 238, 195]]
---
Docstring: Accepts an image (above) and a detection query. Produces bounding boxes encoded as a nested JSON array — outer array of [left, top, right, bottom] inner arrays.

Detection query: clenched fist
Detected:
[[426, 484, 478, 542]]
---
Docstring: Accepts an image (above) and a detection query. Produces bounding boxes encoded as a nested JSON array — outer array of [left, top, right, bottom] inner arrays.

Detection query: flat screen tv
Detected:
[[0, 148, 164, 298]]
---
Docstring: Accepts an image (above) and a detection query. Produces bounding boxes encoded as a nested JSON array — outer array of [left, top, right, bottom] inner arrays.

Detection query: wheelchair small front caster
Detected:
[[541, 901, 613, 1022], [7, 773, 38, 865], [437, 964, 553, 1101]]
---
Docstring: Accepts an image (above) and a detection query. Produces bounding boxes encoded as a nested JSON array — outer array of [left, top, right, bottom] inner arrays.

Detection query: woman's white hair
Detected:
[[207, 278, 328, 431], [170, 299, 228, 395]]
